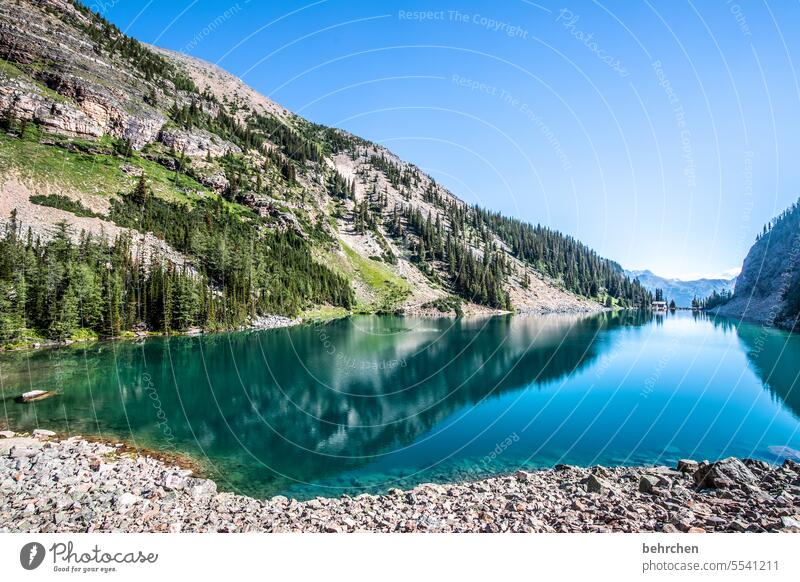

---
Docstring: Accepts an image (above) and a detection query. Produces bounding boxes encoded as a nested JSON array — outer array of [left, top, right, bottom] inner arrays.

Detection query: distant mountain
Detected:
[[712, 199, 800, 330], [625, 270, 736, 308]]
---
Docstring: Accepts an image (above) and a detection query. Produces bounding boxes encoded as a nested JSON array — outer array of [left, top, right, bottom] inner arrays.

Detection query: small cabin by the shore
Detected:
[[651, 300, 667, 311]]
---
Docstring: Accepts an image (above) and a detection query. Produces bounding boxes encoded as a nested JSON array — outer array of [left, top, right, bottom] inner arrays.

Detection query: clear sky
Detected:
[[96, 0, 800, 280]]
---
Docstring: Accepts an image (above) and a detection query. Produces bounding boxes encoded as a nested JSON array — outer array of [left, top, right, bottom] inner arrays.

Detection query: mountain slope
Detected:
[[712, 200, 800, 330], [625, 269, 735, 308], [0, 0, 650, 344]]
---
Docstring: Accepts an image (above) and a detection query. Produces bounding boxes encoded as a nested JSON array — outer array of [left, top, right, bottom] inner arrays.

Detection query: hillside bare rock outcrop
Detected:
[[713, 201, 800, 329]]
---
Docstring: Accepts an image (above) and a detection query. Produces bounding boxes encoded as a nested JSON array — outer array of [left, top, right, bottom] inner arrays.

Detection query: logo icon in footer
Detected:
[[20, 542, 46, 570]]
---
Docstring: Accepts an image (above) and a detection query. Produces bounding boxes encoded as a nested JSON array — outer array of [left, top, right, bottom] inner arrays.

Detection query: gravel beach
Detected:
[[1, 432, 799, 533]]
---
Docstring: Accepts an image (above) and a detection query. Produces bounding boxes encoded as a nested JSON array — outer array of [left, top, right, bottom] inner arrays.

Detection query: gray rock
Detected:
[[638, 475, 660, 494], [693, 458, 758, 489], [586, 474, 609, 494], [1, 430, 797, 534], [780, 516, 800, 529], [117, 492, 140, 505], [163, 473, 187, 491], [188, 478, 217, 499]]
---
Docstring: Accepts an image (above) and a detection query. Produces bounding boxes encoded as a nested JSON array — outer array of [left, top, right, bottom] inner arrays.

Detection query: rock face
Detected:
[[1, 433, 799, 533], [713, 200, 800, 329], [157, 127, 241, 159], [0, 0, 166, 148]]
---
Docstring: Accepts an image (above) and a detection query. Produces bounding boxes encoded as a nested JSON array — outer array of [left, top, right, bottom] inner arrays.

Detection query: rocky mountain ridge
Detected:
[[712, 200, 800, 330], [0, 0, 650, 337], [625, 269, 736, 308]]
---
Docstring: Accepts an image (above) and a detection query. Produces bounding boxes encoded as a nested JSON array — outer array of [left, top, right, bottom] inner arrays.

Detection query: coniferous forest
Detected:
[[0, 186, 355, 344]]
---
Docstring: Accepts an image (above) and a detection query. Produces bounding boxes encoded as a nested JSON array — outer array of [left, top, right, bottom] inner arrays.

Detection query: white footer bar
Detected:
[[0, 533, 796, 581]]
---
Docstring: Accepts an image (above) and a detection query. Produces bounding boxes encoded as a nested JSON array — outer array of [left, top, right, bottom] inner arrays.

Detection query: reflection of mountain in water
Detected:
[[1, 312, 647, 496], [734, 323, 800, 420]]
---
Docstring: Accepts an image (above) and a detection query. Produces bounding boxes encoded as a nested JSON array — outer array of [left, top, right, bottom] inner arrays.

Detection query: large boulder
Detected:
[[693, 458, 759, 489]]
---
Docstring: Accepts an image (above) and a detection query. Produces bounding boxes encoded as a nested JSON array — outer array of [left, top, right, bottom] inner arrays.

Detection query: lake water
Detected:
[[1, 311, 799, 499]]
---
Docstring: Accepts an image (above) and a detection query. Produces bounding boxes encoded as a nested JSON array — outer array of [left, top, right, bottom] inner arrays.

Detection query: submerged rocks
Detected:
[[0, 434, 798, 533]]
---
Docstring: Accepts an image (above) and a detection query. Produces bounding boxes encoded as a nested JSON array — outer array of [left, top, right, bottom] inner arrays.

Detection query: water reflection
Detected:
[[735, 323, 800, 420], [2, 310, 800, 498]]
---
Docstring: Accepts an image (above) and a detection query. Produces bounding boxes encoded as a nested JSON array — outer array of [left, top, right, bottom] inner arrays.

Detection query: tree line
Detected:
[[0, 178, 355, 344]]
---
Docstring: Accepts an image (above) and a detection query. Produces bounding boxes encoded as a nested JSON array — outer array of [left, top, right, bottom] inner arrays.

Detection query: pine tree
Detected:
[[132, 174, 149, 206]]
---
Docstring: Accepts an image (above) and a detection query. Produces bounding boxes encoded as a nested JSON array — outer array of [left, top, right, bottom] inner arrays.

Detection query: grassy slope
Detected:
[[0, 132, 254, 218], [0, 132, 416, 332], [340, 242, 411, 313]]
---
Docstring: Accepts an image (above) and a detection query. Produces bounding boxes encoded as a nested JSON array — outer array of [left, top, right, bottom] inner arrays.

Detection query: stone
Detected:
[[514, 470, 532, 482], [693, 458, 758, 489], [0, 431, 15, 438], [163, 473, 187, 491], [677, 459, 699, 473], [780, 516, 800, 529], [586, 474, 608, 494], [32, 429, 56, 438], [116, 492, 139, 506], [188, 479, 217, 499], [0, 430, 797, 534], [638, 475, 660, 494]]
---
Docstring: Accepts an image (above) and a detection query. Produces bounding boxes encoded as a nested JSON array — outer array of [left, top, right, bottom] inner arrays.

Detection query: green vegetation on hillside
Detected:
[[700, 289, 733, 310], [340, 242, 410, 313], [29, 194, 98, 218], [0, 179, 355, 346]]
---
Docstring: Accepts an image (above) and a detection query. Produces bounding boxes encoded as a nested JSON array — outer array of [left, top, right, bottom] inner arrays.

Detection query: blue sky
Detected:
[[96, 0, 800, 280]]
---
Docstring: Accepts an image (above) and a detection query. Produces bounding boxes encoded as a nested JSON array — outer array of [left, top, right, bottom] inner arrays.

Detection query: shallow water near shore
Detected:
[[1, 311, 799, 499]]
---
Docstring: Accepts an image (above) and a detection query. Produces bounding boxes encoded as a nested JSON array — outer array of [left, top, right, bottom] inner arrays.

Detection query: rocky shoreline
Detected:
[[1, 433, 799, 533]]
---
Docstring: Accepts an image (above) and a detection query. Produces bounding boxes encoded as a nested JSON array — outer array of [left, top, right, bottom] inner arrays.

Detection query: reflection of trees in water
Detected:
[[177, 312, 642, 493], [0, 311, 649, 496], [735, 323, 800, 420], [701, 311, 738, 333]]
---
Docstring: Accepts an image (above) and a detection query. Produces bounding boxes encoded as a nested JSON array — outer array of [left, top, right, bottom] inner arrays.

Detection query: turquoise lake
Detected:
[[1, 311, 799, 499]]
